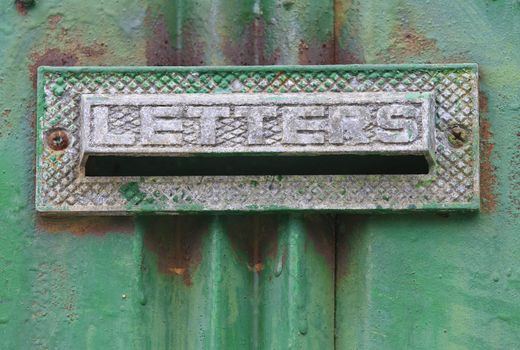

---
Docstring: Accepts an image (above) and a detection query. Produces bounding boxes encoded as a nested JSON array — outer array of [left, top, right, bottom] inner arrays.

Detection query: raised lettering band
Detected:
[[81, 92, 435, 164]]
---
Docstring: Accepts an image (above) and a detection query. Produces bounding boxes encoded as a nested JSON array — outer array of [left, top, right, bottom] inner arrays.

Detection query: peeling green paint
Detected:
[[415, 178, 434, 188]]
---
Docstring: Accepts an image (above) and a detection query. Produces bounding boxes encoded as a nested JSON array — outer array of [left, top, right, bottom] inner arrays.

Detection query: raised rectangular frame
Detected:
[[36, 64, 479, 214]]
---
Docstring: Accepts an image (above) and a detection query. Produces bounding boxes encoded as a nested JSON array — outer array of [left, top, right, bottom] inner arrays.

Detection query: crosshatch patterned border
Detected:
[[36, 65, 479, 214]]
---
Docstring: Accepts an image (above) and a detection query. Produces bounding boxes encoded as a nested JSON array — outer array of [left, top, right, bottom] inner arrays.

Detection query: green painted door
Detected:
[[0, 1, 519, 349]]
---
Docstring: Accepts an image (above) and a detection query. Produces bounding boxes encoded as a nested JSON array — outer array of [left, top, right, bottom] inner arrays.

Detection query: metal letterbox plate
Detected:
[[36, 65, 479, 214]]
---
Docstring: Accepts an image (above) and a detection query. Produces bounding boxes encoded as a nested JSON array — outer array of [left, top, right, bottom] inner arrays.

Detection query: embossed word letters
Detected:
[[81, 92, 435, 160]]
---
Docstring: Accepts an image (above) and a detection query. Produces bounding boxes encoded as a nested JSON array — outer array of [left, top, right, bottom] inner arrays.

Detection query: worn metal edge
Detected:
[[35, 66, 46, 213], [37, 63, 478, 75], [473, 68, 481, 210], [36, 201, 480, 216]]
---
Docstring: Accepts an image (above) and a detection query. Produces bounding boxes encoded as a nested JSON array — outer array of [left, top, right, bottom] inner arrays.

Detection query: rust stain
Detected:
[[29, 48, 78, 88], [29, 42, 107, 88], [48, 14, 63, 30], [479, 91, 496, 212], [145, 14, 205, 66], [252, 17, 273, 65], [335, 47, 364, 65], [15, 1, 28, 16], [145, 15, 178, 65], [143, 216, 208, 286], [46, 129, 69, 151], [222, 16, 283, 65], [37, 217, 135, 236], [298, 39, 335, 65], [29, 15, 109, 87], [222, 23, 258, 65], [224, 215, 335, 275], [302, 214, 336, 271], [373, 20, 441, 63], [388, 25, 438, 60], [79, 43, 107, 58], [480, 91, 489, 114], [263, 47, 281, 65], [249, 262, 264, 273], [252, 16, 267, 64], [333, 0, 364, 64], [224, 216, 281, 274], [335, 215, 367, 279], [334, 0, 350, 41], [297, 40, 310, 64]]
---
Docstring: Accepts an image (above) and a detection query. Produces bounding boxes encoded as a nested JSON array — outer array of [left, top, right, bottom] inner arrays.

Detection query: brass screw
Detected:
[[448, 125, 467, 148], [47, 129, 70, 151]]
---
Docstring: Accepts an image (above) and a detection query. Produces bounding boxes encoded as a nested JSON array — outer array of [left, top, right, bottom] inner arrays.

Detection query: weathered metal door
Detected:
[[1, 1, 519, 349]]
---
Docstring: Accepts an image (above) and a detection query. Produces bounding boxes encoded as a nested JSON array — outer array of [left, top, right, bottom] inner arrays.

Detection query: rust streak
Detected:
[[335, 216, 367, 279], [225, 216, 281, 275], [479, 91, 496, 212], [79, 43, 107, 58], [298, 39, 335, 65], [29, 49, 78, 88], [221, 23, 259, 66], [333, 0, 364, 64], [48, 14, 63, 30], [253, 15, 266, 65], [145, 15, 178, 66], [37, 217, 135, 236], [15, 1, 28, 16], [29, 42, 107, 88], [145, 14, 205, 66], [303, 214, 336, 271], [143, 217, 208, 286], [387, 25, 437, 61]]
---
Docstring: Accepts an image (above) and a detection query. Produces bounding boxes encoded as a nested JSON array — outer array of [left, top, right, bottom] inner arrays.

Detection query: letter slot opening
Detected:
[[84, 154, 430, 177]]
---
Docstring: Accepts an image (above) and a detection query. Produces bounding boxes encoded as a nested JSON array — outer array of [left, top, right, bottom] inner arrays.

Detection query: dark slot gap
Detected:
[[85, 154, 430, 177]]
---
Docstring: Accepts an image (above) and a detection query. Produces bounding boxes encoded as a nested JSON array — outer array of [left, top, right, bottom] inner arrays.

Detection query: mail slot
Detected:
[[80, 92, 435, 177], [36, 65, 479, 213]]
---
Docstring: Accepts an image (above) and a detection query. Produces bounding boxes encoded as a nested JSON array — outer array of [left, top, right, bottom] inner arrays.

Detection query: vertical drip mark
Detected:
[[175, 0, 183, 65], [132, 218, 146, 349], [208, 0, 223, 65], [251, 221, 260, 350], [333, 215, 339, 349], [252, 268, 260, 350], [333, 0, 338, 64], [286, 215, 308, 343], [274, 252, 284, 277], [207, 216, 224, 349], [253, 0, 262, 65], [133, 218, 146, 306]]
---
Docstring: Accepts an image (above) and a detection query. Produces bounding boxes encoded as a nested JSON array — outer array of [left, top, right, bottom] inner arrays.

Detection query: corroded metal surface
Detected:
[[36, 65, 479, 213]]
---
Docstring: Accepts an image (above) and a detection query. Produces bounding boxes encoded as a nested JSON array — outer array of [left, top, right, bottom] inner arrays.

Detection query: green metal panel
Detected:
[[0, 1, 519, 350], [334, 1, 520, 349], [2, 0, 335, 349]]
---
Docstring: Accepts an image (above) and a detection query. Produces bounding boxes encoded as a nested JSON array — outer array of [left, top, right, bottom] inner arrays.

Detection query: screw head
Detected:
[[46, 129, 70, 151], [448, 125, 467, 148]]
